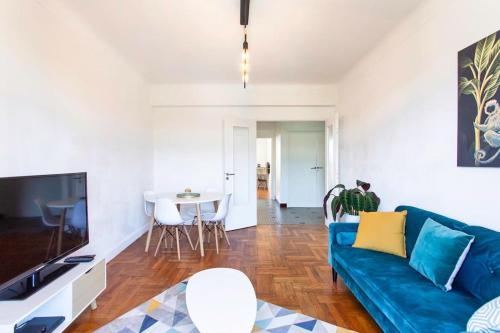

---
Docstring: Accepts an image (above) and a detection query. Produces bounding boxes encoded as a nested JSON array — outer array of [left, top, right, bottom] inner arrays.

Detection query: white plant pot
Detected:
[[343, 214, 360, 223]]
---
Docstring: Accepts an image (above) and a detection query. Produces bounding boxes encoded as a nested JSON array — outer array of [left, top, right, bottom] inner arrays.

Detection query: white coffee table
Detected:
[[186, 268, 257, 333]]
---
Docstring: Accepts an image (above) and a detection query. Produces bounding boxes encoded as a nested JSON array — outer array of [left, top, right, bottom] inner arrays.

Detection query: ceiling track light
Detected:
[[240, 0, 250, 88]]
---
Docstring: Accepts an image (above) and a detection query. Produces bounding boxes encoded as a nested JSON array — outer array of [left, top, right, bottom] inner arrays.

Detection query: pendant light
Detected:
[[240, 0, 250, 88], [241, 27, 249, 88]]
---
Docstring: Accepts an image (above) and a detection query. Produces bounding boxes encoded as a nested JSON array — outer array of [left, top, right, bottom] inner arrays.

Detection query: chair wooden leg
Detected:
[[46, 229, 55, 259], [222, 220, 230, 246], [183, 225, 195, 250], [175, 227, 181, 260], [214, 222, 219, 254], [194, 222, 204, 250], [189, 220, 196, 234], [154, 227, 166, 257], [163, 228, 174, 250]]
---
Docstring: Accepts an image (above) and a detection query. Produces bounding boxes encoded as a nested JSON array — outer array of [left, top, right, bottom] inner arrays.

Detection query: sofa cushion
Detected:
[[395, 206, 469, 255], [467, 296, 500, 332], [454, 225, 500, 303], [396, 206, 500, 303], [336, 231, 356, 246], [333, 246, 481, 333], [409, 218, 475, 291], [353, 211, 407, 257]]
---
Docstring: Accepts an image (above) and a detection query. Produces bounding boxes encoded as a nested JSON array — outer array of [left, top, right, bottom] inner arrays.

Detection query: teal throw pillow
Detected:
[[409, 218, 474, 291]]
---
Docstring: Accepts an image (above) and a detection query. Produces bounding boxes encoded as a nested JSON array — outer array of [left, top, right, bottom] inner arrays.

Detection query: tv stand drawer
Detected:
[[72, 259, 106, 318]]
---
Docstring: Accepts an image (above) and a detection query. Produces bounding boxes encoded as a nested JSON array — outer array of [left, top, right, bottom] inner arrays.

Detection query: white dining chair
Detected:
[[185, 188, 218, 217], [68, 199, 87, 238], [143, 190, 156, 218], [154, 198, 195, 260], [34, 198, 60, 258], [198, 193, 232, 254], [144, 190, 163, 244], [183, 188, 218, 236]]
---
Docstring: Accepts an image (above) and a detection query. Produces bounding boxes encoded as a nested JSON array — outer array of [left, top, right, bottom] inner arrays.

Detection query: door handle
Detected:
[[310, 167, 317, 170], [225, 173, 235, 180]]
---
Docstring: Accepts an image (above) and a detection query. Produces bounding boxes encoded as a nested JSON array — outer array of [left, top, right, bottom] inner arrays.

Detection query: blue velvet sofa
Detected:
[[328, 206, 500, 333]]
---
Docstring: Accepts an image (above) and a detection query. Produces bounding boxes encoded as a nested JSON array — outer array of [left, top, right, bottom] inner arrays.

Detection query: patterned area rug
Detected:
[[95, 280, 355, 333]]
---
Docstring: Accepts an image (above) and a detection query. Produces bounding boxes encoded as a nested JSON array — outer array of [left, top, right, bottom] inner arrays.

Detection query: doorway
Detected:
[[256, 138, 272, 200], [256, 121, 326, 225], [287, 131, 325, 207]]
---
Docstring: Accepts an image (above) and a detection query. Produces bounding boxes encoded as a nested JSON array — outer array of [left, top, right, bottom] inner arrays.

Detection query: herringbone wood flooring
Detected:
[[66, 225, 381, 333]]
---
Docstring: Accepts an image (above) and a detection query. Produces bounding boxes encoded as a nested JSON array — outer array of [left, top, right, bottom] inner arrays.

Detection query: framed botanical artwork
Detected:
[[457, 30, 499, 167]]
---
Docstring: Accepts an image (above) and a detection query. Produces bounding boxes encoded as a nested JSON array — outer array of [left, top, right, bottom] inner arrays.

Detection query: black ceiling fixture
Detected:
[[240, 0, 250, 25], [240, 0, 250, 88]]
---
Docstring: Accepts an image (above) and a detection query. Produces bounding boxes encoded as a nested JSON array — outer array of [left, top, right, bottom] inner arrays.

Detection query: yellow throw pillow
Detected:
[[352, 211, 407, 257]]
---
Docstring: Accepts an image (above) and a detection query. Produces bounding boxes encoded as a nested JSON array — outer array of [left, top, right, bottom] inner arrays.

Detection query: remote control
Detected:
[[64, 255, 95, 263]]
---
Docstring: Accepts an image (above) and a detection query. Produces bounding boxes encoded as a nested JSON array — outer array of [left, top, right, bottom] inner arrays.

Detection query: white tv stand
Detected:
[[0, 258, 106, 333]]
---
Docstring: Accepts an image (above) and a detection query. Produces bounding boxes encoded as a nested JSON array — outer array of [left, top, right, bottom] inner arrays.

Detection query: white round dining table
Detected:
[[144, 192, 224, 257]]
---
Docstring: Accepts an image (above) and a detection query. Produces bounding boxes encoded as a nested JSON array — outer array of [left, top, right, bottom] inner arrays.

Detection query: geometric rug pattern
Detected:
[[95, 280, 356, 333]]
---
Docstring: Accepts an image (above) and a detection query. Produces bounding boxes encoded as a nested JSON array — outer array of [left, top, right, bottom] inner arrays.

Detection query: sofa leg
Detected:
[[332, 267, 338, 283]]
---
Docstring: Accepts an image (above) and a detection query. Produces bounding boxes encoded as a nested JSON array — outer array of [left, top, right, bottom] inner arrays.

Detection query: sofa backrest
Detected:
[[396, 205, 500, 303]]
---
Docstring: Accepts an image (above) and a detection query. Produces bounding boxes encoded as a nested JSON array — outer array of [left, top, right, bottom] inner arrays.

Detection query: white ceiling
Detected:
[[59, 0, 420, 84]]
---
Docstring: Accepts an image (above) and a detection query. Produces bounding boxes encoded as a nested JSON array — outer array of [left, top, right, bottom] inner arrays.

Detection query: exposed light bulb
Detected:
[[241, 26, 249, 88], [241, 50, 249, 61], [241, 51, 249, 72]]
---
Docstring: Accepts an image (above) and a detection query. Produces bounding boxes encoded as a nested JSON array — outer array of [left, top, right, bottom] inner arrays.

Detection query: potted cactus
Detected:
[[323, 180, 380, 222]]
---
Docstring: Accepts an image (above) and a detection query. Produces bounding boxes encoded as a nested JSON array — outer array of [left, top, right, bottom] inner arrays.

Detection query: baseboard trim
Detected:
[[104, 223, 149, 261]]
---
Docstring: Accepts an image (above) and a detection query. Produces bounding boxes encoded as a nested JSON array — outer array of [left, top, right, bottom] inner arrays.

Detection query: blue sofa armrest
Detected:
[[328, 222, 359, 266]]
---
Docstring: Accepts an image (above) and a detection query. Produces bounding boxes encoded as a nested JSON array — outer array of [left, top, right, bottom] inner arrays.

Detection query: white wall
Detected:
[[275, 134, 282, 201], [150, 84, 338, 106], [0, 1, 153, 259], [152, 84, 336, 195], [337, 0, 500, 230], [154, 106, 334, 195], [256, 139, 272, 167], [257, 122, 277, 139]]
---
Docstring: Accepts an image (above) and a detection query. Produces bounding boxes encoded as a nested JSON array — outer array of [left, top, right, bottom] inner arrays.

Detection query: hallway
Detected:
[[257, 189, 325, 225]]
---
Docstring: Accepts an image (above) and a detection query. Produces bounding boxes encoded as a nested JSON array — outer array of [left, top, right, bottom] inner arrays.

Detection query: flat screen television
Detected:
[[0, 172, 89, 300]]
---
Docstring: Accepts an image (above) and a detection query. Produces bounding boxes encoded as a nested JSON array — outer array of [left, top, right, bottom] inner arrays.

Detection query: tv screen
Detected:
[[0, 172, 88, 289]]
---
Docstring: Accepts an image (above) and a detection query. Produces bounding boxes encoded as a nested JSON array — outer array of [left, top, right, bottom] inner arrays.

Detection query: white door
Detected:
[[325, 114, 339, 223], [288, 131, 325, 207], [325, 115, 339, 191], [224, 119, 257, 231]]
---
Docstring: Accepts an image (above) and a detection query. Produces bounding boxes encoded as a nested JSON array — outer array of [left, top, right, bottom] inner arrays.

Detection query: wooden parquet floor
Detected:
[[66, 225, 381, 333], [257, 188, 270, 199]]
